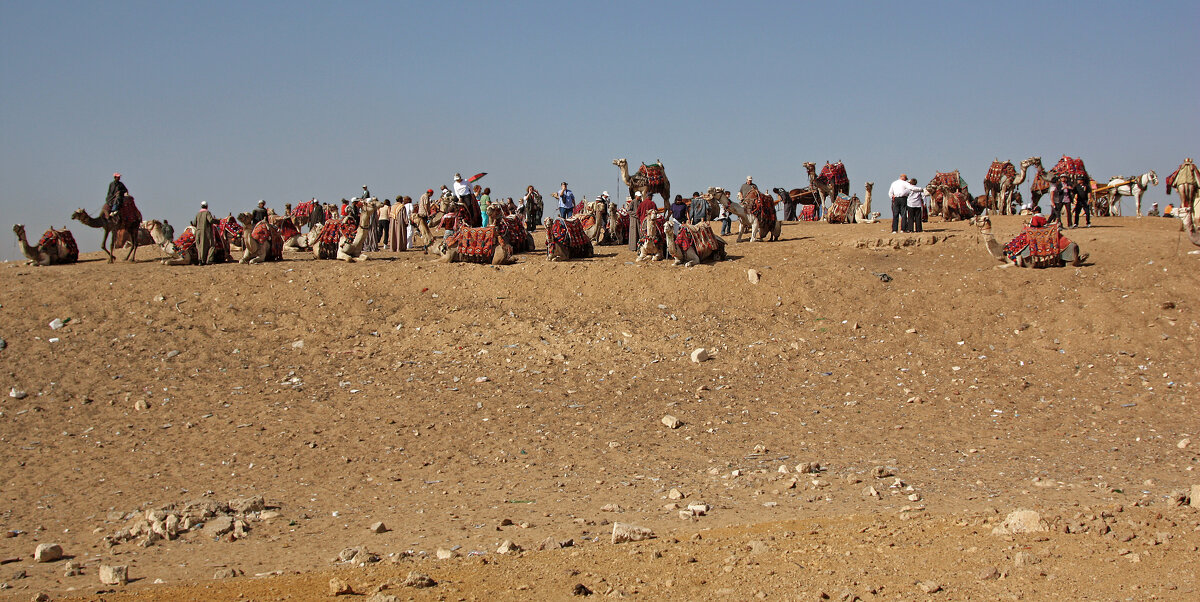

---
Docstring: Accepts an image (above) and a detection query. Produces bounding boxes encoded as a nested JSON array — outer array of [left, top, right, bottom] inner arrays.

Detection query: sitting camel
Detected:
[[542, 215, 594, 261], [236, 213, 284, 264], [494, 207, 535, 254], [664, 220, 726, 267], [635, 210, 667, 262], [974, 216, 1087, 268], [853, 182, 881, 223], [13, 224, 78, 265], [441, 221, 515, 264], [159, 225, 229, 265], [313, 199, 382, 262]]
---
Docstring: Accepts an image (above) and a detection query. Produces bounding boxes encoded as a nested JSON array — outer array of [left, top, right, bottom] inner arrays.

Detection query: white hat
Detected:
[[602, 191, 609, 197], [200, 202, 208, 208], [453, 173, 462, 181], [635, 191, 643, 197]]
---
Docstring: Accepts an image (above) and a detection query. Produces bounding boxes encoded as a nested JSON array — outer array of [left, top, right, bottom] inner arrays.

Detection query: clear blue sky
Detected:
[[3, 1, 1197, 259]]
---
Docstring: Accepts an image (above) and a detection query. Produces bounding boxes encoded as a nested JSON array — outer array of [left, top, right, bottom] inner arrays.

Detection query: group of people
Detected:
[[887, 174, 931, 233]]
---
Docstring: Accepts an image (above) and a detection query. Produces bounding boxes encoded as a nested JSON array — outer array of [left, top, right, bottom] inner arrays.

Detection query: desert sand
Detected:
[[1, 215, 1197, 601]]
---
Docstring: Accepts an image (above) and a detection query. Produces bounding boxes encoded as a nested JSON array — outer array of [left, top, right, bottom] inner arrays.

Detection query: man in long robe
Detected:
[[192, 202, 216, 265]]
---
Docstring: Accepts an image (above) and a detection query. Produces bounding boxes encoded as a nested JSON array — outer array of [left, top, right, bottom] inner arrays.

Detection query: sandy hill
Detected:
[[1, 216, 1197, 601]]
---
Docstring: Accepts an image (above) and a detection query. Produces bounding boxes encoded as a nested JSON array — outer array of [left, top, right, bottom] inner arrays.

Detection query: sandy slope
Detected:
[[0, 215, 1197, 600]]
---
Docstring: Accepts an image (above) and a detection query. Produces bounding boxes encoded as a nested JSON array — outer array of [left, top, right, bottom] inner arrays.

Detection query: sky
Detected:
[[2, 1, 1197, 260]]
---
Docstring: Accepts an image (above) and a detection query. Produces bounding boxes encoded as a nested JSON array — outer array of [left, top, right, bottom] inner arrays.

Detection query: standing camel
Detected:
[[983, 159, 1018, 214], [802, 162, 848, 211], [71, 197, 142, 263], [613, 158, 670, 207], [1166, 159, 1199, 232]]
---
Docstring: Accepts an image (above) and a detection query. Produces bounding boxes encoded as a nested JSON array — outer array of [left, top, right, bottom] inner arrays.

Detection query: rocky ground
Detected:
[[0, 215, 1197, 601]]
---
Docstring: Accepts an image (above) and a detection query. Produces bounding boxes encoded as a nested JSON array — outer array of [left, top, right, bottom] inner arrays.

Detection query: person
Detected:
[[251, 200, 269, 224], [669, 194, 688, 223], [1163, 203, 1175, 218], [523, 186, 543, 231], [479, 188, 492, 226], [515, 194, 527, 223], [552, 182, 575, 219], [1147, 203, 1160, 217], [596, 191, 612, 232], [340, 199, 351, 217], [689, 192, 708, 225], [453, 174, 481, 227], [718, 199, 731, 235], [1072, 182, 1092, 227], [191, 201, 216, 265], [387, 197, 407, 252], [888, 174, 921, 233], [739, 176, 756, 202], [1048, 177, 1071, 227], [377, 198, 392, 247], [906, 178, 925, 233], [161, 219, 175, 243], [105, 172, 128, 218], [360, 185, 371, 200], [413, 189, 437, 253], [626, 195, 640, 251]]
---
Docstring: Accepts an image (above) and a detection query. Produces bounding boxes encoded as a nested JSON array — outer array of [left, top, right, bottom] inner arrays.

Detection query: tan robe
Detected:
[[387, 203, 408, 252]]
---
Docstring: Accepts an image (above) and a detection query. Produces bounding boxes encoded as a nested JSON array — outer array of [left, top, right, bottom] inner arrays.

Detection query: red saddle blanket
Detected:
[[930, 171, 964, 190], [820, 162, 849, 187], [638, 215, 666, 247], [1049, 156, 1089, 187], [946, 191, 976, 219], [548, 218, 590, 251], [1004, 223, 1067, 261], [1030, 167, 1051, 193], [319, 219, 356, 245], [114, 198, 142, 226], [800, 204, 819, 221], [219, 217, 243, 240], [614, 210, 629, 233], [251, 222, 273, 243], [292, 201, 317, 220], [675, 223, 723, 256], [985, 161, 1017, 184], [827, 194, 855, 223], [173, 224, 221, 255], [496, 216, 525, 248], [449, 226, 499, 262], [578, 213, 597, 232], [638, 163, 666, 187], [37, 229, 79, 258], [268, 217, 301, 241]]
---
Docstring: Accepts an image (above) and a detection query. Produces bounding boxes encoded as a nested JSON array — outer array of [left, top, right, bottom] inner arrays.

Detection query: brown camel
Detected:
[[13, 224, 78, 265], [803, 162, 849, 210], [613, 158, 670, 207], [71, 199, 142, 263], [983, 159, 1018, 215], [1167, 158, 1199, 240]]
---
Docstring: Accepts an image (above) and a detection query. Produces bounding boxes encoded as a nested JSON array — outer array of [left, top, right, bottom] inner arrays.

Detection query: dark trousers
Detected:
[[891, 197, 906, 233], [1049, 201, 1070, 227], [907, 206, 923, 232], [629, 215, 640, 251], [1072, 200, 1091, 226], [377, 219, 389, 246]]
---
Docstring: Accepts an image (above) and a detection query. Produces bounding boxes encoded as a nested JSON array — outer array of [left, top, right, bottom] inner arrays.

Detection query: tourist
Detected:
[[105, 172, 128, 219], [377, 199, 392, 247], [689, 192, 708, 225], [627, 195, 640, 251], [888, 174, 921, 234], [453, 174, 480, 227], [553, 182, 575, 220], [906, 178, 925, 233], [1147, 203, 1160, 217], [670, 194, 688, 223], [1071, 181, 1092, 228], [161, 219, 174, 242], [191, 201, 216, 266], [414, 189, 437, 253], [739, 176, 755, 202], [340, 199, 351, 217], [1048, 177, 1071, 228], [360, 185, 371, 200], [718, 199, 731, 235], [479, 187, 492, 226], [523, 186, 543, 232], [1163, 203, 1174, 218]]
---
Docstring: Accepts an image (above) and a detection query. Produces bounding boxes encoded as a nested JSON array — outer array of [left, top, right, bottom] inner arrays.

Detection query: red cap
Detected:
[[113, 172, 121, 178], [427, 189, 433, 194]]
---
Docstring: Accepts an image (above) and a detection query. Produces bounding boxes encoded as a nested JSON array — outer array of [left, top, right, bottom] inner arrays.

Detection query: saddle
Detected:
[[985, 161, 1017, 184], [318, 219, 356, 245], [747, 189, 777, 232], [826, 193, 855, 224], [448, 226, 499, 263], [638, 163, 666, 187], [37, 228, 79, 260], [819, 162, 849, 187], [219, 216, 243, 240], [799, 204, 819, 221], [1050, 156, 1089, 185]]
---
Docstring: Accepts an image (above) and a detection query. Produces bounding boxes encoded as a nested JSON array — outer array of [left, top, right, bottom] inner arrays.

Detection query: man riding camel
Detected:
[[104, 172, 128, 219]]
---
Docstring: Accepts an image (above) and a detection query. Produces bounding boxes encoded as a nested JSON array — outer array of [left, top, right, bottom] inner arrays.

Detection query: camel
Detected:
[[235, 213, 284, 264], [1097, 171, 1158, 217], [635, 210, 667, 262], [853, 182, 880, 223], [442, 209, 516, 264], [973, 216, 1087, 268], [928, 185, 977, 221], [313, 199, 381, 262], [613, 158, 670, 207], [803, 162, 849, 210], [983, 159, 1019, 215], [743, 188, 781, 241], [542, 215, 594, 261], [71, 198, 142, 263], [13, 224, 78, 265], [1167, 159, 1199, 235], [710, 188, 752, 241], [663, 220, 726, 267], [159, 225, 229, 266], [496, 212, 535, 253]]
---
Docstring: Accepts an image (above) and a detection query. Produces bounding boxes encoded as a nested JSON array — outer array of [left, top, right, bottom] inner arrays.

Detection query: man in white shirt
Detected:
[[888, 174, 923, 233], [452, 174, 480, 227], [906, 178, 927, 233]]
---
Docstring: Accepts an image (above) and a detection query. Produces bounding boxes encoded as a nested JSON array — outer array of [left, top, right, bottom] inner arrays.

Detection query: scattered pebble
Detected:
[[662, 415, 682, 429], [690, 348, 710, 363], [611, 522, 654, 544], [329, 577, 353, 595]]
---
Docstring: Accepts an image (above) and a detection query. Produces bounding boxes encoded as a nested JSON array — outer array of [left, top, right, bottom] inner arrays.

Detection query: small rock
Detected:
[[747, 269, 760, 284], [668, 488, 685, 500], [796, 462, 820, 474], [165, 350, 180, 359], [290, 340, 304, 349], [228, 495, 265, 514], [687, 503, 710, 516], [600, 504, 622, 513], [98, 564, 128, 586], [1014, 551, 1040, 566], [572, 583, 593, 596], [1192, 484, 1200, 508], [1179, 438, 1191, 449], [49, 318, 64, 330], [747, 540, 769, 555], [918, 580, 942, 593], [475, 376, 490, 383], [992, 510, 1048, 535], [33, 544, 63, 563], [63, 561, 81, 577], [435, 548, 458, 560], [497, 540, 521, 554], [871, 466, 893, 478], [611, 522, 654, 544], [31, 593, 49, 602], [862, 486, 879, 498], [329, 577, 354, 595], [402, 571, 436, 588], [905, 328, 917, 334], [134, 399, 149, 411], [10, 388, 27, 400], [690, 348, 709, 363], [213, 568, 242, 579], [369, 521, 388, 534], [661, 415, 682, 429], [977, 566, 1000, 581], [366, 594, 399, 602]]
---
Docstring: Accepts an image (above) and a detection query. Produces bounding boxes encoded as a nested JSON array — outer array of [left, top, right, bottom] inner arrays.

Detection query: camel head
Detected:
[[612, 158, 627, 168], [71, 208, 87, 221], [542, 216, 554, 230], [359, 199, 382, 220], [972, 215, 993, 233], [802, 161, 817, 174], [865, 182, 874, 193], [13, 224, 25, 239], [1149, 170, 1159, 186], [486, 203, 504, 223], [236, 212, 254, 227]]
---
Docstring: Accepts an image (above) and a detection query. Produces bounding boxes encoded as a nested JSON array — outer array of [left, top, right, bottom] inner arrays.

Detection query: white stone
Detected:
[[1178, 438, 1191, 449], [435, 548, 458, 560], [611, 522, 654, 544], [992, 510, 1048, 535], [369, 521, 388, 533], [99, 564, 128, 585], [496, 540, 521, 554], [686, 503, 710, 516], [661, 415, 682, 429], [668, 488, 685, 500], [1191, 485, 1200, 509], [690, 348, 709, 363], [33, 543, 63, 563], [291, 340, 304, 349], [747, 269, 760, 284]]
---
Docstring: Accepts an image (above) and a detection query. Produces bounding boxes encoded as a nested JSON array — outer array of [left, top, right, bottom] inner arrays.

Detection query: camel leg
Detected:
[[101, 230, 115, 263]]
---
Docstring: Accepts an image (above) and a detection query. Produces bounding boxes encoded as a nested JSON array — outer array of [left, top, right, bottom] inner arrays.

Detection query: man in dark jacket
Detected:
[[689, 192, 708, 225], [251, 200, 269, 224], [105, 173, 128, 218]]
